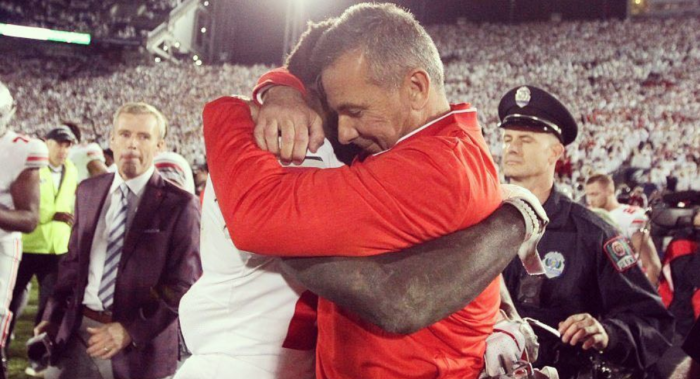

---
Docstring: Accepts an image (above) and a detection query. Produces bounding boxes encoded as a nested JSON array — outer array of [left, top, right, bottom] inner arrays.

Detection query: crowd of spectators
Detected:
[[0, 15, 698, 199], [429, 16, 700, 197], [0, 55, 268, 167], [0, 0, 182, 40]]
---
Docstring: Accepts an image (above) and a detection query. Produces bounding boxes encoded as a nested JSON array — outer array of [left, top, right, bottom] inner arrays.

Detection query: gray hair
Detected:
[[312, 3, 444, 91], [112, 102, 168, 140]]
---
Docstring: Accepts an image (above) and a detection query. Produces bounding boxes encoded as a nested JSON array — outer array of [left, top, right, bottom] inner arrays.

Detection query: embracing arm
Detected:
[[280, 204, 525, 334], [204, 96, 500, 258]]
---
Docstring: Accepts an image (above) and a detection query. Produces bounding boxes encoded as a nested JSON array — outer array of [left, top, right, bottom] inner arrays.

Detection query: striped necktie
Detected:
[[98, 183, 129, 310]]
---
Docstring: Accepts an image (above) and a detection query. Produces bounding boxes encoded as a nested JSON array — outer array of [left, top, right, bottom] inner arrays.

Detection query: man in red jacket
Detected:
[[203, 4, 529, 378]]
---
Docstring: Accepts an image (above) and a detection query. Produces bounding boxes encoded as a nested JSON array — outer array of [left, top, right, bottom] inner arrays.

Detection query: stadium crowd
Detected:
[[1, 16, 698, 199], [0, 56, 269, 169], [429, 16, 700, 196]]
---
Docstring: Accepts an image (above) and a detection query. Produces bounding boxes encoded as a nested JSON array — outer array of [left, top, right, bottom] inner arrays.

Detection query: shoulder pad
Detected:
[[24, 138, 49, 169]]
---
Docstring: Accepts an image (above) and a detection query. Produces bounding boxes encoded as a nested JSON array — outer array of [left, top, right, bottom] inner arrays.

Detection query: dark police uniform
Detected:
[[498, 86, 674, 378], [503, 188, 674, 377]]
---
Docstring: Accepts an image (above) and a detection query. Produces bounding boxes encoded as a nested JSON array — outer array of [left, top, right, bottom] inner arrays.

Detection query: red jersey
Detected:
[[203, 96, 502, 378]]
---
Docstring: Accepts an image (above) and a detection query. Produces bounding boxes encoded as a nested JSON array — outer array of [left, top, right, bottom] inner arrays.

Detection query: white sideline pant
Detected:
[[0, 238, 21, 348]]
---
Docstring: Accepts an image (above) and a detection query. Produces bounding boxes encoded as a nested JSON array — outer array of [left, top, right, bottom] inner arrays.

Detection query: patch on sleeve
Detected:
[[604, 236, 638, 272]]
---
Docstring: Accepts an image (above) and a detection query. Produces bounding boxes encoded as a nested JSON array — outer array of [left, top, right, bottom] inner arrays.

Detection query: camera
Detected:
[[26, 332, 53, 374], [649, 190, 700, 236]]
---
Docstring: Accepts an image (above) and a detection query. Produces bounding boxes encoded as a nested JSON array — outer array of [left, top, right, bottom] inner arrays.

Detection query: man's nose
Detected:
[[337, 119, 359, 145], [504, 141, 521, 155], [126, 135, 138, 148]]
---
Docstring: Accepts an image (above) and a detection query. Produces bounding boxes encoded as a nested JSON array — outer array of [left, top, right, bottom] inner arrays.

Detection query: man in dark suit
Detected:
[[36, 102, 201, 379]]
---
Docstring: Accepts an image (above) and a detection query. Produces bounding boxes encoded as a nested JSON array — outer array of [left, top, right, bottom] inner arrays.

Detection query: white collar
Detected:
[[110, 165, 155, 198]]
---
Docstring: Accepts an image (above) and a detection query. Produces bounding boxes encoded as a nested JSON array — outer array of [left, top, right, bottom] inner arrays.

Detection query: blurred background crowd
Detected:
[[1, 16, 698, 201]]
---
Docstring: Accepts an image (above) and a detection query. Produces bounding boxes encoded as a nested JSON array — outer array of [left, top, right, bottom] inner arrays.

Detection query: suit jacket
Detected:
[[44, 170, 202, 379]]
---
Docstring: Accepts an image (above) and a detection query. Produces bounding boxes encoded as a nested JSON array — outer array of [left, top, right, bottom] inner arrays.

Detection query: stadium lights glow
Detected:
[[201, 27, 207, 33], [195, 60, 203, 66], [174, 42, 181, 48], [155, 57, 162, 63], [164, 45, 169, 51], [193, 55, 199, 61], [634, 0, 641, 3], [203, 1, 209, 6], [0, 23, 91, 45]]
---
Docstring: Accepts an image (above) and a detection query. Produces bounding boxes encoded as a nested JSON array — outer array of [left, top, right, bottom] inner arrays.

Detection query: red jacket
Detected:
[[203, 80, 502, 378]]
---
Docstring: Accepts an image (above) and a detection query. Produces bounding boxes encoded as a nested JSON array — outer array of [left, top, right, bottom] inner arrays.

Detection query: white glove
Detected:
[[518, 318, 540, 362], [501, 184, 549, 275], [484, 319, 528, 376]]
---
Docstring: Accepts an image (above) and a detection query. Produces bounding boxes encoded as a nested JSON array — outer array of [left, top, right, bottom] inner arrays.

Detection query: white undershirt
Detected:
[[82, 165, 155, 311], [49, 164, 63, 191]]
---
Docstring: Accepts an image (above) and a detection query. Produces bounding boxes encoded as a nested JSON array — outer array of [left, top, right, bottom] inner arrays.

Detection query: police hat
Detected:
[[45, 126, 77, 143], [497, 85, 578, 146]]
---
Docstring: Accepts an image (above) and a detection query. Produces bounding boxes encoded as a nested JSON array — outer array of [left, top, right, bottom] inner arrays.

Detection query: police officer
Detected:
[[498, 85, 674, 378]]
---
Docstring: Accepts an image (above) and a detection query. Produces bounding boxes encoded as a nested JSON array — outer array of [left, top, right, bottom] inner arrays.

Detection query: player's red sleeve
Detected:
[[203, 97, 499, 258], [252, 68, 307, 106]]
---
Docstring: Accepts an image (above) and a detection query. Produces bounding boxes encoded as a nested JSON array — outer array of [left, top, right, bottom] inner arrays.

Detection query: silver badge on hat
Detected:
[[515, 86, 531, 108]]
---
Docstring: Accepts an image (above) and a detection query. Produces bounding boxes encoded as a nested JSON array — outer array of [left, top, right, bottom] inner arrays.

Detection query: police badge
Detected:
[[515, 86, 531, 108], [543, 251, 565, 279]]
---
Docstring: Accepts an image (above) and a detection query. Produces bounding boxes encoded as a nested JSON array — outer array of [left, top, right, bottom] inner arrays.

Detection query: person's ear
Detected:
[[405, 69, 430, 110], [548, 140, 565, 165]]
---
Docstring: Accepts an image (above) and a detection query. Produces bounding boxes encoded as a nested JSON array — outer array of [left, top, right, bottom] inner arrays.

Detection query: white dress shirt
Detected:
[[83, 165, 155, 311]]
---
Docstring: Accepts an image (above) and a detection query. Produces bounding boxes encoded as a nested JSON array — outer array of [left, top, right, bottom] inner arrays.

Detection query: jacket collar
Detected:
[[543, 185, 572, 229], [110, 165, 155, 199]]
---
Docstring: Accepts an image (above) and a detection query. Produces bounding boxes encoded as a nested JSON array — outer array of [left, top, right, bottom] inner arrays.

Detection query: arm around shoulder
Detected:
[[281, 204, 526, 334]]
